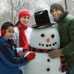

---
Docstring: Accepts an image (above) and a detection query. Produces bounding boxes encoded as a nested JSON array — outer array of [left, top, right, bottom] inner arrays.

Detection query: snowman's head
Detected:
[[29, 27, 60, 50]]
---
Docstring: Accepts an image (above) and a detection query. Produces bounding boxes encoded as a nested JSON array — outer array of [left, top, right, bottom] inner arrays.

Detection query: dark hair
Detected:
[[1, 22, 14, 31], [50, 3, 64, 13], [1, 22, 14, 36]]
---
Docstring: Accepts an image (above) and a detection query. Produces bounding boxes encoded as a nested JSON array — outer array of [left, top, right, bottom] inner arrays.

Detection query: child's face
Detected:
[[20, 16, 30, 25], [51, 9, 63, 21], [4, 26, 14, 39]]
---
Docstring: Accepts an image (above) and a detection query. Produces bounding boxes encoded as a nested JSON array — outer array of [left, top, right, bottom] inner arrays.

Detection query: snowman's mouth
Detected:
[[38, 42, 57, 47]]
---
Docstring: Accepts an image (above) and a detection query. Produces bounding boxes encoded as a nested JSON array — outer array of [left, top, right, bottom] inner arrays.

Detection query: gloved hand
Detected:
[[16, 48, 36, 61], [24, 51, 36, 61]]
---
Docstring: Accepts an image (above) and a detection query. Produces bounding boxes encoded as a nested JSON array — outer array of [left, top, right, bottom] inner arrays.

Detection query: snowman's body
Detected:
[[21, 25, 66, 74]]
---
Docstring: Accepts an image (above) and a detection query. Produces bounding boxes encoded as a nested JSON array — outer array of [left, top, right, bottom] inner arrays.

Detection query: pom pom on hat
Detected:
[[18, 8, 31, 19]]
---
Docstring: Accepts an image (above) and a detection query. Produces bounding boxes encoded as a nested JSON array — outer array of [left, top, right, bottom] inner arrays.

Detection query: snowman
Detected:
[[21, 10, 67, 74]]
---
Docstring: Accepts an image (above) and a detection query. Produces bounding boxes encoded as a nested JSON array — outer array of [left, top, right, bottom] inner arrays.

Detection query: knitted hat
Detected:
[[18, 8, 31, 19]]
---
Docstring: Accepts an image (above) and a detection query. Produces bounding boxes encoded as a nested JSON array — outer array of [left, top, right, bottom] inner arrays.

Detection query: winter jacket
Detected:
[[0, 37, 27, 74], [57, 13, 74, 74]]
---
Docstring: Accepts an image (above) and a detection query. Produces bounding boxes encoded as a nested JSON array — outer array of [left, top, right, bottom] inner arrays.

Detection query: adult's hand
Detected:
[[48, 49, 63, 58]]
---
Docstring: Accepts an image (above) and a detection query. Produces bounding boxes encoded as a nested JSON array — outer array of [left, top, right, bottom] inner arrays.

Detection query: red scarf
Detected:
[[18, 23, 29, 50]]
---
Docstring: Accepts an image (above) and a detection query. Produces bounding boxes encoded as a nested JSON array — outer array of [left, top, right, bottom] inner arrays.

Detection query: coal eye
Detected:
[[51, 34, 55, 38], [41, 33, 45, 37]]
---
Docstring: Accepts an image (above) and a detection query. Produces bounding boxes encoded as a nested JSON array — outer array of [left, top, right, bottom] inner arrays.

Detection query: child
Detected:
[[0, 22, 28, 63], [14, 8, 31, 49], [0, 22, 35, 74], [0, 22, 24, 74], [14, 8, 35, 61]]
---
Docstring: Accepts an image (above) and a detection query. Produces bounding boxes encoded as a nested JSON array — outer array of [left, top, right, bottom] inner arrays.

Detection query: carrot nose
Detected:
[[46, 38, 50, 43]]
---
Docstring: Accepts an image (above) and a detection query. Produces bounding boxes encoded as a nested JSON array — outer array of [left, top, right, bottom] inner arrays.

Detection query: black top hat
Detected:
[[33, 10, 51, 28]]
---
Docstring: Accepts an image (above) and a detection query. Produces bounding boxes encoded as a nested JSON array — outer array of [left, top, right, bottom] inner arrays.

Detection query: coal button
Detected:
[[47, 59, 50, 62], [46, 68, 50, 72]]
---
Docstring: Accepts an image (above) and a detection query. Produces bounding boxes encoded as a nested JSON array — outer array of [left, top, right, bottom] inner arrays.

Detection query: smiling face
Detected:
[[29, 27, 60, 50], [20, 16, 30, 25]]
